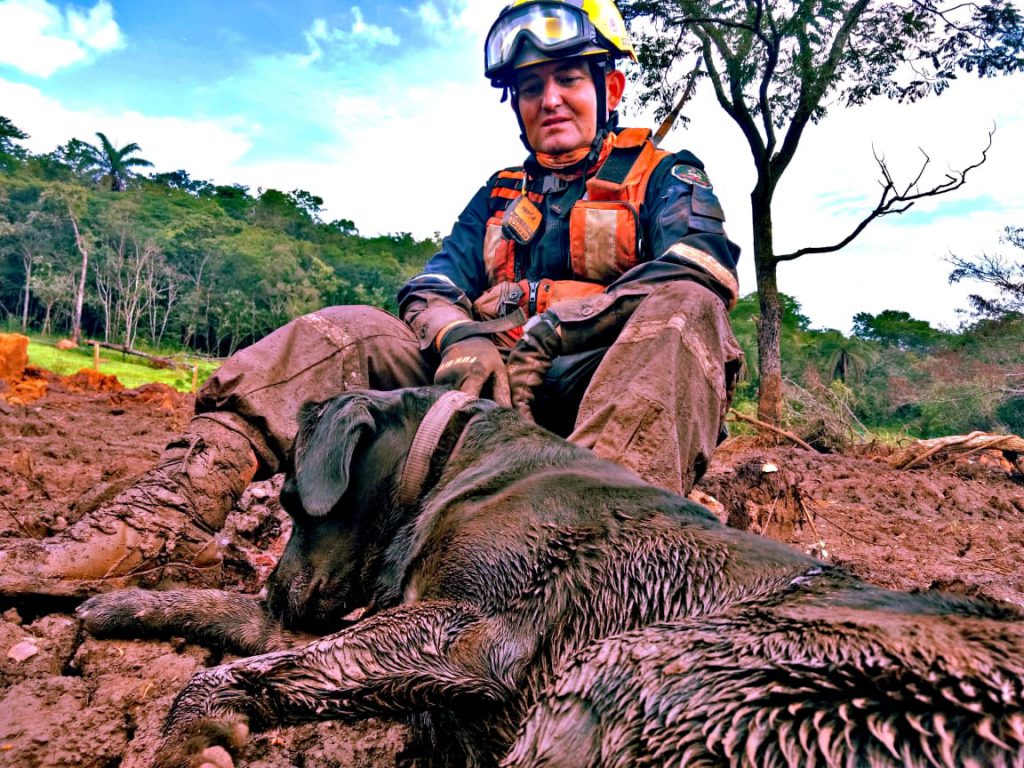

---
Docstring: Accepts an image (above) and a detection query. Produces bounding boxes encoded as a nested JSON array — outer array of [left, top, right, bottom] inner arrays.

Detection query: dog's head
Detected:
[[266, 387, 472, 631]]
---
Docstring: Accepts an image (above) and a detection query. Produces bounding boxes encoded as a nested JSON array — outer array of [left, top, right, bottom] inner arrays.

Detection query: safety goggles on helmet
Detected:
[[485, 2, 623, 85]]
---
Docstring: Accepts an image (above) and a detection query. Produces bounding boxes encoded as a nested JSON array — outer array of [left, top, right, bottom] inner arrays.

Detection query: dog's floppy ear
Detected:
[[294, 397, 377, 517]]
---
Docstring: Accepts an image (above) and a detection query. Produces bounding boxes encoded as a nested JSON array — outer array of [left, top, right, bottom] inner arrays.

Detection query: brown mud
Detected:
[[1, 373, 1022, 767]]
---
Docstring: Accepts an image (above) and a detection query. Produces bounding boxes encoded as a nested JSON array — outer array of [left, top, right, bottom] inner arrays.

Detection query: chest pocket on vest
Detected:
[[568, 200, 640, 282], [483, 215, 516, 283]]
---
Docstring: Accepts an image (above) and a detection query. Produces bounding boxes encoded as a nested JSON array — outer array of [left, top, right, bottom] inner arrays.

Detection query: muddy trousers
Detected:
[[197, 281, 741, 495]]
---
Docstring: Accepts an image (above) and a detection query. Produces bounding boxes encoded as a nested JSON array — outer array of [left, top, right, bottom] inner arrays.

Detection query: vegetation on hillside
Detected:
[[729, 284, 1024, 442], [0, 121, 435, 356], [2, 115, 1021, 441]]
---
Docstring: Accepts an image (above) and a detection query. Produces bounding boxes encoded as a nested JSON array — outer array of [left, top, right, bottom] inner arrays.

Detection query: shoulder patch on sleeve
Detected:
[[671, 164, 712, 189]]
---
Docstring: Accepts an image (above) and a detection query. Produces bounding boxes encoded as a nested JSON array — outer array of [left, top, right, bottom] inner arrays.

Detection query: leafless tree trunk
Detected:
[[19, 246, 34, 331], [94, 254, 115, 343], [180, 251, 210, 351], [68, 207, 89, 344], [146, 260, 180, 348], [116, 236, 157, 349]]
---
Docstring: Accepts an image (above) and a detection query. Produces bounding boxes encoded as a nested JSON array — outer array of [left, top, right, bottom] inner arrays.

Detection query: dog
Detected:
[[79, 387, 1024, 767]]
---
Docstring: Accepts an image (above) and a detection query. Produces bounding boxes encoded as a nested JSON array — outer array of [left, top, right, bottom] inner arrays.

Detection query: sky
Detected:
[[0, 0, 1022, 333]]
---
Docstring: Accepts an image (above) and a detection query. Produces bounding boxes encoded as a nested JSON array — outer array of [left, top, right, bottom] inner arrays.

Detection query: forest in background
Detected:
[[1, 116, 1022, 441], [0, 117, 434, 358]]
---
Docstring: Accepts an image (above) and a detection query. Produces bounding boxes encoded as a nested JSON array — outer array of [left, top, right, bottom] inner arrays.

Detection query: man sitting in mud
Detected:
[[0, 0, 742, 596]]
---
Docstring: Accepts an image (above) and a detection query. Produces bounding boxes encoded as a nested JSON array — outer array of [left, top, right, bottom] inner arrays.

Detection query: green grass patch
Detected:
[[26, 338, 219, 392]]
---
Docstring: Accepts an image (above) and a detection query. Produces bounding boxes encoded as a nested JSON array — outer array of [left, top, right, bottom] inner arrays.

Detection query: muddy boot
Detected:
[[0, 419, 259, 597]]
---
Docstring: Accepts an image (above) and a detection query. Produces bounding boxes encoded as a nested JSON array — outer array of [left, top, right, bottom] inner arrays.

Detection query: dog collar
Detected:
[[397, 390, 477, 509]]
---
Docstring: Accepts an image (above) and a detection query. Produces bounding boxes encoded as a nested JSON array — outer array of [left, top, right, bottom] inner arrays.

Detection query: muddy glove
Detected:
[[434, 335, 512, 407], [507, 311, 562, 423]]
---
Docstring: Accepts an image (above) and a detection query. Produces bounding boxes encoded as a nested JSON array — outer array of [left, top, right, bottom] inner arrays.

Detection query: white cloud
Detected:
[[449, 0, 505, 35], [301, 6, 400, 63], [0, 77, 253, 179], [67, 0, 120, 50], [350, 7, 399, 45], [0, 0, 122, 77], [416, 2, 443, 29], [226, 77, 523, 237]]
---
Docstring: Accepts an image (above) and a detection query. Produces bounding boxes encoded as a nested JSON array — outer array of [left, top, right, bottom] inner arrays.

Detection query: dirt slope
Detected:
[[1, 376, 1021, 767]]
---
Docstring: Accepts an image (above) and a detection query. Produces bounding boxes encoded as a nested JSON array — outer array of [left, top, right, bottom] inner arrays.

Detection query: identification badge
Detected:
[[671, 164, 712, 189], [501, 195, 543, 245]]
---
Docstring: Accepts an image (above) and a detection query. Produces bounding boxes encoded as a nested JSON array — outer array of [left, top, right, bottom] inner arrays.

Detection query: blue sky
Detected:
[[1, 0, 1022, 332]]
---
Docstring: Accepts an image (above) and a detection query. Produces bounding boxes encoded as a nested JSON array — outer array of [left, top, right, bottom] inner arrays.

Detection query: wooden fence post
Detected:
[[92, 342, 100, 372]]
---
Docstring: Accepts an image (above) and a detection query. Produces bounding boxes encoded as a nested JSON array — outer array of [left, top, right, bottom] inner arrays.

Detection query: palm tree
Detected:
[[814, 330, 877, 384], [84, 132, 153, 191]]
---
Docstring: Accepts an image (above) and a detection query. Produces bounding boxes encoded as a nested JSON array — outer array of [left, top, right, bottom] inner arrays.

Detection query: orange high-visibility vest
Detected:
[[483, 128, 670, 288]]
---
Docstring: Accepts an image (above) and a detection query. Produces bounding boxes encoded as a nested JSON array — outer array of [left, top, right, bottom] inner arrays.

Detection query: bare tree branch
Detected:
[[773, 127, 994, 263], [911, 0, 999, 42]]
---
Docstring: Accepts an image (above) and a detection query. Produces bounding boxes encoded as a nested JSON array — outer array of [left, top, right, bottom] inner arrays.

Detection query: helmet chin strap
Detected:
[[510, 58, 617, 172]]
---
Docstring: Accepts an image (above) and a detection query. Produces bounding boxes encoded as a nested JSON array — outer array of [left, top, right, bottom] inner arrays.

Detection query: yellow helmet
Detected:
[[484, 0, 638, 87]]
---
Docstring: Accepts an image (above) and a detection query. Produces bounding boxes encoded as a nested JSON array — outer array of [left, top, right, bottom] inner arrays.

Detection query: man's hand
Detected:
[[507, 312, 562, 423], [434, 336, 511, 406]]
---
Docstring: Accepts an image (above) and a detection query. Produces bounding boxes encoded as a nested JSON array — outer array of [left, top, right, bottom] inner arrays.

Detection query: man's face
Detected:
[[516, 60, 599, 156]]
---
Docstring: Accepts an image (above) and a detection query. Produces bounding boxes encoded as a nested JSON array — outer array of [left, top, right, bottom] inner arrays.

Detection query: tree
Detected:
[[150, 169, 214, 197], [92, 196, 164, 348], [288, 189, 324, 223], [80, 132, 154, 192], [326, 218, 358, 236], [852, 309, 944, 350], [811, 329, 876, 382], [0, 116, 29, 170], [13, 212, 60, 330], [33, 269, 73, 336], [51, 185, 94, 343], [0, 183, 62, 331], [622, 0, 1023, 422], [948, 225, 1024, 318], [49, 138, 102, 179]]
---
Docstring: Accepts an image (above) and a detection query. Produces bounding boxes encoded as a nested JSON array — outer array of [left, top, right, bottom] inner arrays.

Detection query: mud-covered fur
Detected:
[[80, 387, 1024, 768]]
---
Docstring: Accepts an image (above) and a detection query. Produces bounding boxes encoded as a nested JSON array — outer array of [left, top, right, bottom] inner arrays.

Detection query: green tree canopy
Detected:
[[0, 116, 29, 170], [150, 169, 215, 197], [852, 309, 944, 350]]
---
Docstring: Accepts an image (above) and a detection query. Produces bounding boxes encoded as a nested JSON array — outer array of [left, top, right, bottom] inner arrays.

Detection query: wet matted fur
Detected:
[[80, 387, 1024, 768]]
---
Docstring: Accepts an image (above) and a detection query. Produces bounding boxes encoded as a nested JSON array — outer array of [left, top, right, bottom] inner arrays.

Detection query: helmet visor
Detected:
[[485, 4, 591, 79]]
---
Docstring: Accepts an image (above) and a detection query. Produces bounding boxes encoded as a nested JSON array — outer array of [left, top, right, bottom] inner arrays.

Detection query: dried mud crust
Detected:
[[1, 381, 1022, 767]]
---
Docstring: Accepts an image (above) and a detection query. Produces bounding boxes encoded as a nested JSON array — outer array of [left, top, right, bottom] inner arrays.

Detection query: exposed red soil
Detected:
[[1, 375, 1021, 767]]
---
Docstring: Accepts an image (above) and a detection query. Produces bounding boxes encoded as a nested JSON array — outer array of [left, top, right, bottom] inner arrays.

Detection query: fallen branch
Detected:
[[795, 493, 824, 544], [728, 409, 817, 452], [88, 340, 181, 370], [890, 431, 1024, 470], [0, 499, 34, 538], [809, 505, 879, 546]]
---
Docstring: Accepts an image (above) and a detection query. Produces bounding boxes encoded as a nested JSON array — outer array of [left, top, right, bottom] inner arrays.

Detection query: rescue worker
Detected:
[[0, 0, 742, 596]]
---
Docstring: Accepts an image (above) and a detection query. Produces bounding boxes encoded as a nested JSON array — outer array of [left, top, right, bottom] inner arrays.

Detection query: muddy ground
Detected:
[[1, 370, 1022, 767]]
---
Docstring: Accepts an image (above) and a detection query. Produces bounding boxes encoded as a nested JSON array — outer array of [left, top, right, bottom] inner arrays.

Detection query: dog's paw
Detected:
[[77, 587, 164, 636], [153, 717, 249, 768]]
